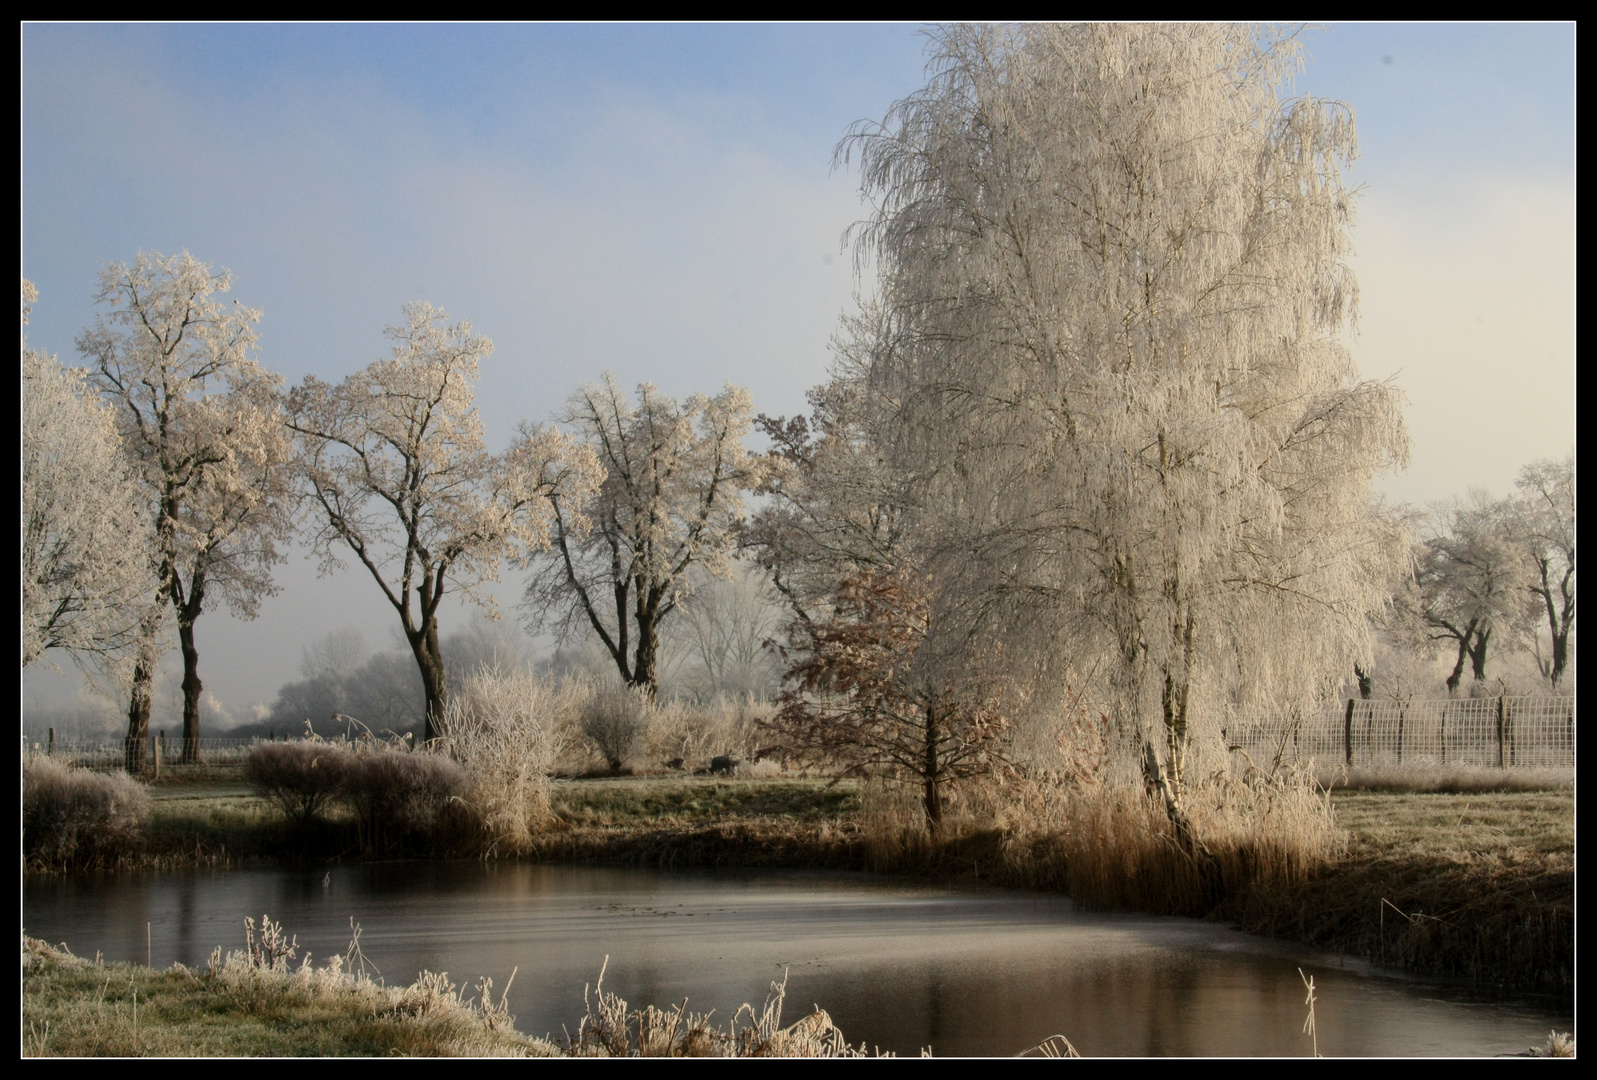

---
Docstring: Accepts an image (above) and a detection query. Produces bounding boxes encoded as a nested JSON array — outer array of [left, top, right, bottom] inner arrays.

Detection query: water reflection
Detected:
[[24, 863, 1569, 1057]]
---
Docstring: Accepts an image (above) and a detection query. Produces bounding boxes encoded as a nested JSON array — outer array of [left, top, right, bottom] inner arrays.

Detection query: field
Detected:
[[1229, 788, 1574, 994]]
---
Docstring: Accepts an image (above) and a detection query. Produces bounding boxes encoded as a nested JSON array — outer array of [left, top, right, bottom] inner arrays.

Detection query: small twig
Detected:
[[1298, 968, 1318, 1057], [1019, 1033, 1082, 1058]]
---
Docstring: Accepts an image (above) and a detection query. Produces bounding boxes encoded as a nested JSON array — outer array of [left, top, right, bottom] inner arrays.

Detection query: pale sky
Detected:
[[21, 22, 1575, 722]]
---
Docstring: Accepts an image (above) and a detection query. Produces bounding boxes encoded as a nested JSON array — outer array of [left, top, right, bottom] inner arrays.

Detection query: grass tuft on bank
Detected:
[[23, 921, 890, 1058]]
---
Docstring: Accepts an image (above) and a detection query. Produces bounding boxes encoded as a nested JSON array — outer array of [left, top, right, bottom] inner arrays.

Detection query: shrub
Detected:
[[438, 667, 562, 856], [243, 741, 351, 825], [581, 685, 653, 773], [343, 746, 467, 855], [23, 757, 148, 868]]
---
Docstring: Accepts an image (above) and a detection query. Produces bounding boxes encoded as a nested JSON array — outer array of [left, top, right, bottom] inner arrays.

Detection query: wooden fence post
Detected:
[[1344, 698, 1355, 767], [1496, 697, 1507, 770]]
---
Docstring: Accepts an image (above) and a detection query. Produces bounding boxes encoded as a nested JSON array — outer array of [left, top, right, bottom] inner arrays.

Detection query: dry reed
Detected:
[[563, 955, 886, 1057], [438, 666, 567, 855], [855, 759, 1342, 918]]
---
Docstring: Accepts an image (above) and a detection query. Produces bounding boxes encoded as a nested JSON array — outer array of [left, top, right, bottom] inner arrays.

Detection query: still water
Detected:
[[24, 863, 1570, 1057]]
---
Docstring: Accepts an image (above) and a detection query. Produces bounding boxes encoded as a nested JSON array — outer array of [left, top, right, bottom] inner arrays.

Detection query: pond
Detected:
[[24, 863, 1571, 1057]]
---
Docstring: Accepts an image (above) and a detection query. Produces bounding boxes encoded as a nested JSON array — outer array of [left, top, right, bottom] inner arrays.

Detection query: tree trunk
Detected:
[[1142, 741, 1220, 897], [176, 574, 206, 764], [123, 610, 163, 774], [1549, 586, 1572, 687], [629, 584, 662, 695], [631, 618, 659, 694], [125, 653, 153, 774], [1445, 636, 1470, 695], [1551, 628, 1569, 688], [177, 619, 203, 764], [409, 623, 448, 744], [922, 702, 943, 834], [1467, 625, 1492, 684], [1354, 664, 1373, 700]]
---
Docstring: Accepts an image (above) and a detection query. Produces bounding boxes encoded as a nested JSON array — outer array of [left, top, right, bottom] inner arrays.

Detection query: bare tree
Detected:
[[665, 561, 785, 700], [523, 374, 768, 694], [288, 303, 596, 742], [1512, 455, 1574, 687], [838, 24, 1409, 841], [77, 253, 288, 767], [23, 280, 152, 668]]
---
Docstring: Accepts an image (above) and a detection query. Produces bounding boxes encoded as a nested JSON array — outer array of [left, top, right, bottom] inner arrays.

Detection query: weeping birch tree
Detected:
[[841, 24, 1409, 840]]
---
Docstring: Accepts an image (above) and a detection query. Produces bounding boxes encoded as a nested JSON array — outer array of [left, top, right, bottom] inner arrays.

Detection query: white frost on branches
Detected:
[[22, 280, 152, 667], [524, 375, 769, 693], [76, 252, 290, 756], [289, 302, 599, 740], [842, 24, 1410, 781]]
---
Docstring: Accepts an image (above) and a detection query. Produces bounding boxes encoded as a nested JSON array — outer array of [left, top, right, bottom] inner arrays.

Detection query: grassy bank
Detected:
[[22, 931, 877, 1057], [28, 765, 1574, 996], [1225, 791, 1574, 995]]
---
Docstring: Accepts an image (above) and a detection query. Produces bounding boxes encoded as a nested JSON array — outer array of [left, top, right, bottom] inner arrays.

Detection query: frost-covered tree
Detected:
[[22, 280, 151, 668], [1411, 492, 1539, 695], [288, 303, 596, 741], [840, 24, 1409, 827], [744, 307, 916, 625], [1412, 493, 1536, 694], [77, 253, 289, 766], [1512, 455, 1574, 687], [523, 375, 768, 694]]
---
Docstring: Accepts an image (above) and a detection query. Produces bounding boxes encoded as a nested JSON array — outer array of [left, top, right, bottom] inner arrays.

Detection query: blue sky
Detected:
[[22, 22, 1576, 716]]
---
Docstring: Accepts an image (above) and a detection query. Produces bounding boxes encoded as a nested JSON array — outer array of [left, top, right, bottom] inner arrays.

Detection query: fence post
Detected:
[[47, 728, 54, 757], [152, 733, 161, 780], [1496, 697, 1506, 770], [1439, 704, 1447, 765], [1344, 698, 1355, 767]]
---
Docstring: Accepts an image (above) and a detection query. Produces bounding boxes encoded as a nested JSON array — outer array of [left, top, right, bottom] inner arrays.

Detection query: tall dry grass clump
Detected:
[[646, 693, 773, 771], [23, 756, 149, 869], [1314, 763, 1574, 794], [564, 958, 882, 1057], [1040, 765, 1343, 916], [438, 666, 566, 855], [242, 737, 467, 855]]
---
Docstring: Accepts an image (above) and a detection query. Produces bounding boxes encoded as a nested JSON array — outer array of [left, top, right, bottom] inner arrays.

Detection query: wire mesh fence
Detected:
[[21, 734, 294, 773], [23, 696, 1575, 774], [1222, 697, 1575, 770]]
